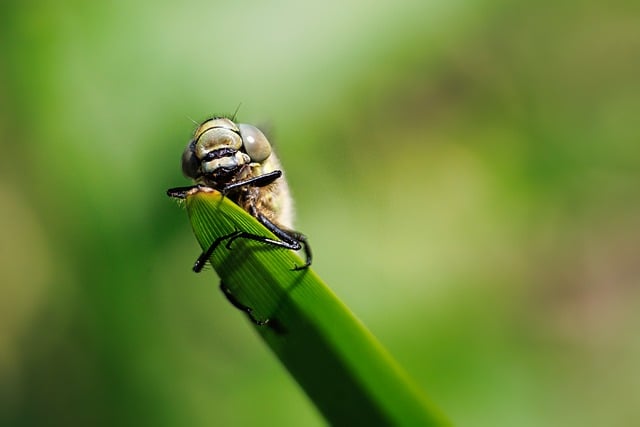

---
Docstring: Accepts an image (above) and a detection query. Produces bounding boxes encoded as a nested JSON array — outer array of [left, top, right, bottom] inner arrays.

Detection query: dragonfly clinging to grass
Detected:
[[167, 116, 311, 324]]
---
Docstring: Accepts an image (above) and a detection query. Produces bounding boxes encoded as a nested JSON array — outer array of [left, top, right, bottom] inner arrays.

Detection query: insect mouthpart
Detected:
[[201, 149, 251, 178], [202, 147, 238, 162]]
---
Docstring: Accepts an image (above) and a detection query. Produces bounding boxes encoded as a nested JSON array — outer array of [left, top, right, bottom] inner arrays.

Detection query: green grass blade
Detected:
[[183, 188, 451, 426]]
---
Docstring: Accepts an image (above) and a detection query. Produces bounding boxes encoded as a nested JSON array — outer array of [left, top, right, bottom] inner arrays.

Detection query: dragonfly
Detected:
[[167, 117, 311, 324]]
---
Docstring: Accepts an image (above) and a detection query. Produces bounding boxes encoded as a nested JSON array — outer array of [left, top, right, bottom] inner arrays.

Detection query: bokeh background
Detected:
[[2, 0, 639, 425]]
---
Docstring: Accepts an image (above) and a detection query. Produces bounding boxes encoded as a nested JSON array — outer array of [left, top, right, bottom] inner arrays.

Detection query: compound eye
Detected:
[[181, 140, 200, 179], [239, 123, 272, 162]]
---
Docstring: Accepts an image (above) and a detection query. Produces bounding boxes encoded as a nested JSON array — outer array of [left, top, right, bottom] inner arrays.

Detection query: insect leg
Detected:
[[224, 231, 302, 252], [219, 281, 269, 326], [221, 170, 282, 194], [190, 206, 309, 273], [258, 214, 312, 270], [224, 213, 312, 269], [192, 230, 243, 272], [166, 184, 205, 199], [289, 233, 312, 271]]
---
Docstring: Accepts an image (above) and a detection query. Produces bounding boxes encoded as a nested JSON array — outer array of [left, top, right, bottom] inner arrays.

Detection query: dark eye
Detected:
[[239, 123, 272, 162], [181, 140, 200, 179]]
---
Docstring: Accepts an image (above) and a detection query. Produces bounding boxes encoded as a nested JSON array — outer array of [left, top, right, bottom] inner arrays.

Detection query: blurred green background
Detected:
[[2, 0, 639, 425]]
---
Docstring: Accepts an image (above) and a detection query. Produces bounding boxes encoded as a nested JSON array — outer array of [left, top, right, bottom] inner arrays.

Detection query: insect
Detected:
[[167, 117, 312, 324]]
